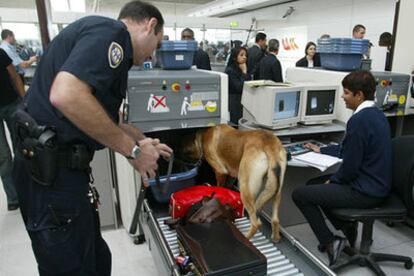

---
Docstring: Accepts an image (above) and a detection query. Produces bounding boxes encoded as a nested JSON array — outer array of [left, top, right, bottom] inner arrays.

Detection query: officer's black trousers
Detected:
[[13, 154, 111, 275], [292, 176, 384, 246]]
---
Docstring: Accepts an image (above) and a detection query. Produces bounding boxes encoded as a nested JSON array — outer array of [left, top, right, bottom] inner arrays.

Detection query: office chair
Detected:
[[330, 135, 414, 276]]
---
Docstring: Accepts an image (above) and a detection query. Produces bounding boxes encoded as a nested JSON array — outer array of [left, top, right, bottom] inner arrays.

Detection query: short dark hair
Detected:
[[268, 39, 279, 52], [255, 32, 267, 43], [231, 40, 243, 48], [304, 41, 316, 55], [118, 1, 164, 35], [353, 24, 366, 34], [181, 28, 194, 39], [342, 70, 376, 100], [1, 29, 14, 40], [379, 32, 392, 47]]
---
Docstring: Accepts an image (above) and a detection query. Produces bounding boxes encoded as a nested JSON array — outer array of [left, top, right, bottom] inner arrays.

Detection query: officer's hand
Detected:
[[129, 138, 160, 187], [151, 138, 173, 160], [304, 143, 320, 153]]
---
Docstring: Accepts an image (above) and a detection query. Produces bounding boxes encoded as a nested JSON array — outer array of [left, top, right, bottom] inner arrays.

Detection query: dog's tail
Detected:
[[254, 141, 287, 212], [275, 146, 287, 194]]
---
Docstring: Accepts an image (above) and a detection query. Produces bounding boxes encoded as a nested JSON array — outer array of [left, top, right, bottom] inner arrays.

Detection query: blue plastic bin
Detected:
[[317, 46, 369, 54], [157, 40, 198, 70], [319, 53, 363, 71], [148, 166, 198, 203], [317, 37, 370, 71], [318, 38, 370, 46]]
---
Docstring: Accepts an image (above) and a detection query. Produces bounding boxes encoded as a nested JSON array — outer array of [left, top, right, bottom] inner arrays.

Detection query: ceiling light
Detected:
[[188, 0, 298, 17]]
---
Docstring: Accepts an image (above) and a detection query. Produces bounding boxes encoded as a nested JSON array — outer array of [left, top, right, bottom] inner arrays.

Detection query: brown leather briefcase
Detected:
[[176, 219, 267, 275]]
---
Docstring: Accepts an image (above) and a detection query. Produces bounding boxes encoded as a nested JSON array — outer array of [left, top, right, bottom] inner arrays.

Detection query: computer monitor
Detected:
[[299, 84, 339, 125], [242, 82, 302, 129]]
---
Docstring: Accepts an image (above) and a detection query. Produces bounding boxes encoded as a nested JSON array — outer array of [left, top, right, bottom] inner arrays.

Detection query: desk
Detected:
[[239, 119, 345, 227], [264, 164, 341, 227], [239, 118, 346, 138]]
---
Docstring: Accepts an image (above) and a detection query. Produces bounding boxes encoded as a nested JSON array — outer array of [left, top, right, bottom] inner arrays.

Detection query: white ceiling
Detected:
[[0, 0, 213, 10]]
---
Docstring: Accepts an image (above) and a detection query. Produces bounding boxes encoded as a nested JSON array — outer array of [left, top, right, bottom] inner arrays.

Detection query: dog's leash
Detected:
[[155, 152, 175, 194], [155, 152, 203, 195], [130, 152, 190, 235]]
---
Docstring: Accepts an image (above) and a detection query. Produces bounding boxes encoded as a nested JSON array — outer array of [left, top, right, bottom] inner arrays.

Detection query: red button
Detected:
[[185, 84, 191, 90]]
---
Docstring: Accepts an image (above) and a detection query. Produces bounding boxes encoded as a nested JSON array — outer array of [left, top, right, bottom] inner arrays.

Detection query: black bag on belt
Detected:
[[13, 106, 58, 186]]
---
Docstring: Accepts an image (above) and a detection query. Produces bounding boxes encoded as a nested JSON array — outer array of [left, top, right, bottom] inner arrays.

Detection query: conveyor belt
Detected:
[[157, 216, 304, 276]]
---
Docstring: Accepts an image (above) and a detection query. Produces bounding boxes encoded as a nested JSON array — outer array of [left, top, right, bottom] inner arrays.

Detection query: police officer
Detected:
[[12, 1, 172, 275]]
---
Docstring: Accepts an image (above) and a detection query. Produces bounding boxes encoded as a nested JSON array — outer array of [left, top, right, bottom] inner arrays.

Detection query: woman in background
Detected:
[[225, 47, 251, 125], [296, 41, 321, 68]]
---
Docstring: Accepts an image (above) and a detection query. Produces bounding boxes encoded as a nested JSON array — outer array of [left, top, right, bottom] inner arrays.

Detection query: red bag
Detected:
[[170, 185, 244, 219]]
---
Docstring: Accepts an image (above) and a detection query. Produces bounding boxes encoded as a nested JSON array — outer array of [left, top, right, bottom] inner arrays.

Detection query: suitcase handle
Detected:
[[155, 152, 174, 194], [129, 153, 175, 235]]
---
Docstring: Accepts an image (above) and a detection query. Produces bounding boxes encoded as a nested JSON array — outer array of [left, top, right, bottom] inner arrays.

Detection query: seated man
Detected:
[[292, 70, 392, 266]]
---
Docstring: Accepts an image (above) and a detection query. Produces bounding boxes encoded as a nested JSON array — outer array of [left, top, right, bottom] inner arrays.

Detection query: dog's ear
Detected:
[[176, 132, 199, 162]]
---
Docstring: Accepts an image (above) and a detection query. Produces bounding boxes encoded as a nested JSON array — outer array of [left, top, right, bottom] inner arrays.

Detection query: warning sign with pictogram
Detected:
[[147, 94, 170, 113]]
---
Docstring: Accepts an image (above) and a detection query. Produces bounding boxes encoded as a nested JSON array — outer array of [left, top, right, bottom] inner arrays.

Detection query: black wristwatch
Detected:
[[126, 144, 141, 160]]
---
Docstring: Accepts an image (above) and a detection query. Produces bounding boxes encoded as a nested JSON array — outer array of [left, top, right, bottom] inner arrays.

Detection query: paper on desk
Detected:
[[245, 80, 291, 88], [293, 152, 342, 172]]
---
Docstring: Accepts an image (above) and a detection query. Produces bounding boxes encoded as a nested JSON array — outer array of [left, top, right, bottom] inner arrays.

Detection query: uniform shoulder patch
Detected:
[[108, 42, 123, 69]]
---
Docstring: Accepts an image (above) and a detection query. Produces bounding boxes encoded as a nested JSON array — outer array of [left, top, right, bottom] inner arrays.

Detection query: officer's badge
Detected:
[[108, 42, 123, 68]]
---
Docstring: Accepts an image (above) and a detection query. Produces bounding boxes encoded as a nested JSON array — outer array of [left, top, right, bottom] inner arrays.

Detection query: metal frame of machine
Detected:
[[115, 68, 337, 275]]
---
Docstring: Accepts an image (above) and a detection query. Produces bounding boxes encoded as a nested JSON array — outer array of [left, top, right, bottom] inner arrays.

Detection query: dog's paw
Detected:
[[271, 237, 281, 243], [271, 233, 281, 243]]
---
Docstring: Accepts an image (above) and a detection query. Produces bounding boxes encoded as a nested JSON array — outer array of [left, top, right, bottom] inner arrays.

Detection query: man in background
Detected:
[[181, 28, 211, 70], [215, 43, 230, 63], [247, 32, 267, 80], [258, 39, 283, 82], [352, 24, 371, 59], [0, 48, 25, 211], [1, 29, 37, 82], [352, 24, 366, 39]]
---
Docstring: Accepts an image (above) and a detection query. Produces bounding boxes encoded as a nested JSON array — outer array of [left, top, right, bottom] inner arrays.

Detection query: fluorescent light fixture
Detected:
[[51, 0, 86, 12], [188, 0, 298, 17]]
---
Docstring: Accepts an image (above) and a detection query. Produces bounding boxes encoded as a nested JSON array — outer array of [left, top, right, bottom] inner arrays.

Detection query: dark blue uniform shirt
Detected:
[[25, 16, 133, 150], [321, 107, 392, 198]]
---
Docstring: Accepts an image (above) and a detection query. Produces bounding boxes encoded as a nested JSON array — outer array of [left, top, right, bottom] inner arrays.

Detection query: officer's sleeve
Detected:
[[0, 49, 12, 68], [60, 26, 127, 92]]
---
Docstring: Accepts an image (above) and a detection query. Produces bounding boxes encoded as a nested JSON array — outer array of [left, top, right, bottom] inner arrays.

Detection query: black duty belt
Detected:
[[57, 144, 94, 170]]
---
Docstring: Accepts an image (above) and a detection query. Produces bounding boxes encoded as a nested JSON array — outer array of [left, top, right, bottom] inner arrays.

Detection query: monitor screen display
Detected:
[[273, 91, 300, 120], [306, 90, 336, 116]]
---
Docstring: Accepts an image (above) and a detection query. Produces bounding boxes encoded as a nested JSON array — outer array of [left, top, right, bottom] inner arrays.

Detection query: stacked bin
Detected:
[[157, 40, 198, 70], [317, 38, 370, 71]]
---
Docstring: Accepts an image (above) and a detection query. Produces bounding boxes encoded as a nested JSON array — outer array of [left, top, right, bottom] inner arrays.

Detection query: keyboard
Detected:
[[284, 140, 326, 156]]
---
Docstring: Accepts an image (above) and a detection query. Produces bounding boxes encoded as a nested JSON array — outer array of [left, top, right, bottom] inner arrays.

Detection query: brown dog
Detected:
[[180, 124, 287, 241]]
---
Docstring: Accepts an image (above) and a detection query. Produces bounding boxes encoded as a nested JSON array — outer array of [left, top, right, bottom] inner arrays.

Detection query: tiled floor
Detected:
[[1, 151, 413, 276], [0, 184, 157, 276], [285, 219, 414, 275], [3, 190, 414, 276]]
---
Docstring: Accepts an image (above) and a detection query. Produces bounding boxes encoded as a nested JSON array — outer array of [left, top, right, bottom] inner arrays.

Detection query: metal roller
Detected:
[[158, 216, 304, 275]]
